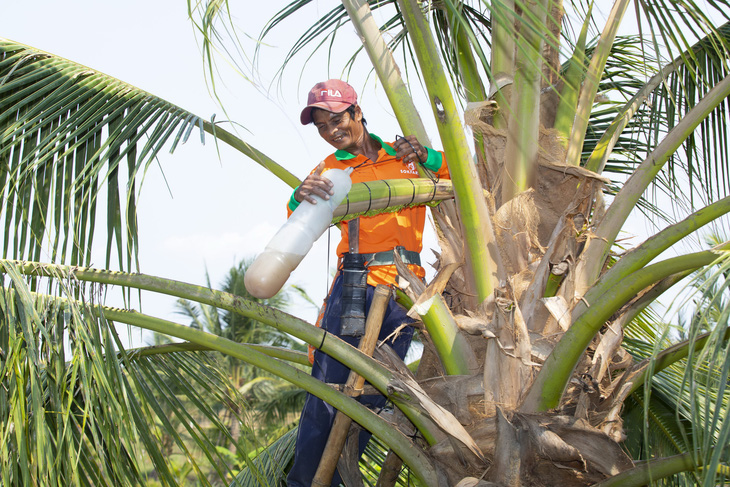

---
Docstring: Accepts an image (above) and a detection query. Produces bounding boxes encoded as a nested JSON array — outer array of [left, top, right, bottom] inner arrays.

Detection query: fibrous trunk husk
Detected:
[[388, 123, 636, 486]]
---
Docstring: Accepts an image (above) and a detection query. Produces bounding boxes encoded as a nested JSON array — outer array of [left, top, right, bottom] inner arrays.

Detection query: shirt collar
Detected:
[[334, 133, 396, 160]]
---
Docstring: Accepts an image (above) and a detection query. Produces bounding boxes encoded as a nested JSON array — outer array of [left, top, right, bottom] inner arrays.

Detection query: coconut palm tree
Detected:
[[2, 0, 730, 485], [174, 259, 307, 443]]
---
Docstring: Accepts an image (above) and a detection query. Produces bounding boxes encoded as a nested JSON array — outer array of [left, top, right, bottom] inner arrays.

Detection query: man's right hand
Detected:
[[294, 162, 335, 204]]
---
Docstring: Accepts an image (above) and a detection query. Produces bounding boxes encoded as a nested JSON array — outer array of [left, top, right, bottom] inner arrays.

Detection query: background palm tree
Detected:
[[173, 259, 307, 442], [2, 0, 730, 486]]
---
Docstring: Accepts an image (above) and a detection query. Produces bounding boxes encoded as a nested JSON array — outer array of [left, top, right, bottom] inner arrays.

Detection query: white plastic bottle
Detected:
[[244, 167, 353, 299]]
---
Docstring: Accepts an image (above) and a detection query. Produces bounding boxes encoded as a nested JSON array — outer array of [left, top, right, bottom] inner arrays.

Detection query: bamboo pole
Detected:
[[313, 284, 391, 486]]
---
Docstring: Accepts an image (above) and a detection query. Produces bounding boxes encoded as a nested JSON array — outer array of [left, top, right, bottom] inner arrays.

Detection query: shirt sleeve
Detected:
[[287, 187, 300, 215], [423, 147, 450, 179]]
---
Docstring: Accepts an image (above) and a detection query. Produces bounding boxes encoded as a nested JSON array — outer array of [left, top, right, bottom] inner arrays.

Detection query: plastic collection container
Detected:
[[244, 167, 353, 299]]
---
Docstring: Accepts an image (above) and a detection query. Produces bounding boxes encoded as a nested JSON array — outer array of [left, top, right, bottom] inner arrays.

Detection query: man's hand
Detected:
[[393, 135, 427, 164], [294, 162, 334, 204]]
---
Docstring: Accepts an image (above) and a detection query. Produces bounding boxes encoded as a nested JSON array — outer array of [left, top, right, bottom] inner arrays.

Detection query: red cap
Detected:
[[300, 79, 358, 125]]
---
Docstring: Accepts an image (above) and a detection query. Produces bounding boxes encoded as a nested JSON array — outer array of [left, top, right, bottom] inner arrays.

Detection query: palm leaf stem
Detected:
[[394, 288, 473, 375], [592, 452, 696, 487], [340, 0, 432, 157], [442, 0, 487, 103], [575, 73, 730, 294], [339, 0, 465, 261], [4, 277, 442, 487], [442, 0, 490, 178], [201, 121, 300, 189], [573, 195, 730, 320], [522, 245, 729, 412], [94, 307, 440, 486], [565, 0, 631, 166], [554, 4, 591, 144], [3, 260, 445, 445], [613, 272, 691, 332], [627, 325, 730, 397], [127, 341, 311, 367], [502, 0, 549, 200], [397, 0, 502, 302]]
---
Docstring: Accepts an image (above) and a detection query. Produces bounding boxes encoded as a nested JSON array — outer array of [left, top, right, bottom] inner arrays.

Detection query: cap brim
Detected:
[[300, 101, 352, 125]]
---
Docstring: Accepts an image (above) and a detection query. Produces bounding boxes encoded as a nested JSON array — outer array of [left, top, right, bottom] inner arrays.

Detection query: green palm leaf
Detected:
[[0, 39, 206, 271], [621, 255, 730, 486], [0, 39, 301, 274], [0, 261, 264, 486], [232, 427, 297, 487]]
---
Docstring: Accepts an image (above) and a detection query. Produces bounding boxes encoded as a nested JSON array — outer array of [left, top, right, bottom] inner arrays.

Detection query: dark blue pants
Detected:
[[287, 274, 414, 487]]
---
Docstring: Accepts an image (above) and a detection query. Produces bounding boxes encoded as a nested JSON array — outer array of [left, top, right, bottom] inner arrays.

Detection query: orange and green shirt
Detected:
[[287, 134, 450, 286]]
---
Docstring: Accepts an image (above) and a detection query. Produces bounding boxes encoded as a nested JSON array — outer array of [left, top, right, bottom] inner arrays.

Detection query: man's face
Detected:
[[311, 106, 365, 153]]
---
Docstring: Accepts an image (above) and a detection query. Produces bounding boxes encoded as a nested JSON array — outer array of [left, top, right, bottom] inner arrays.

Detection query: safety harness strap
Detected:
[[363, 246, 421, 268]]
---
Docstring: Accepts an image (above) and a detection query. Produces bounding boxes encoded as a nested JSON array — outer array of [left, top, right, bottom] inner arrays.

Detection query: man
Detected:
[[287, 79, 450, 486]]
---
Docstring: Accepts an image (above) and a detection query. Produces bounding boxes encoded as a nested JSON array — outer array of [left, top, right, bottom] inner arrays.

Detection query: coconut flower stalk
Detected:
[[340, 0, 432, 154], [501, 0, 550, 201], [396, 0, 502, 303], [565, 0, 632, 166]]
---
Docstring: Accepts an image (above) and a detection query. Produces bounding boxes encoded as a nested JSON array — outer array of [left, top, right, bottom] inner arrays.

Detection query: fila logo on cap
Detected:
[[320, 89, 342, 98]]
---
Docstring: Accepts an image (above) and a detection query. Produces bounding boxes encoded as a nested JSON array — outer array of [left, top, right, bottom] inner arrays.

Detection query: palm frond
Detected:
[[232, 427, 297, 487], [0, 39, 301, 274], [0, 261, 269, 486], [0, 39, 203, 272], [636, 20, 730, 210], [622, 254, 730, 487]]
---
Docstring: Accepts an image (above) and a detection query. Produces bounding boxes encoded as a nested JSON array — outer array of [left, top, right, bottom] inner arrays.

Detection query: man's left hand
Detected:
[[394, 135, 426, 164]]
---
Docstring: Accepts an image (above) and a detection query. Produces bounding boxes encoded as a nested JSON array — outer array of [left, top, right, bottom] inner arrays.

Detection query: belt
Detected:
[[361, 246, 421, 267]]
